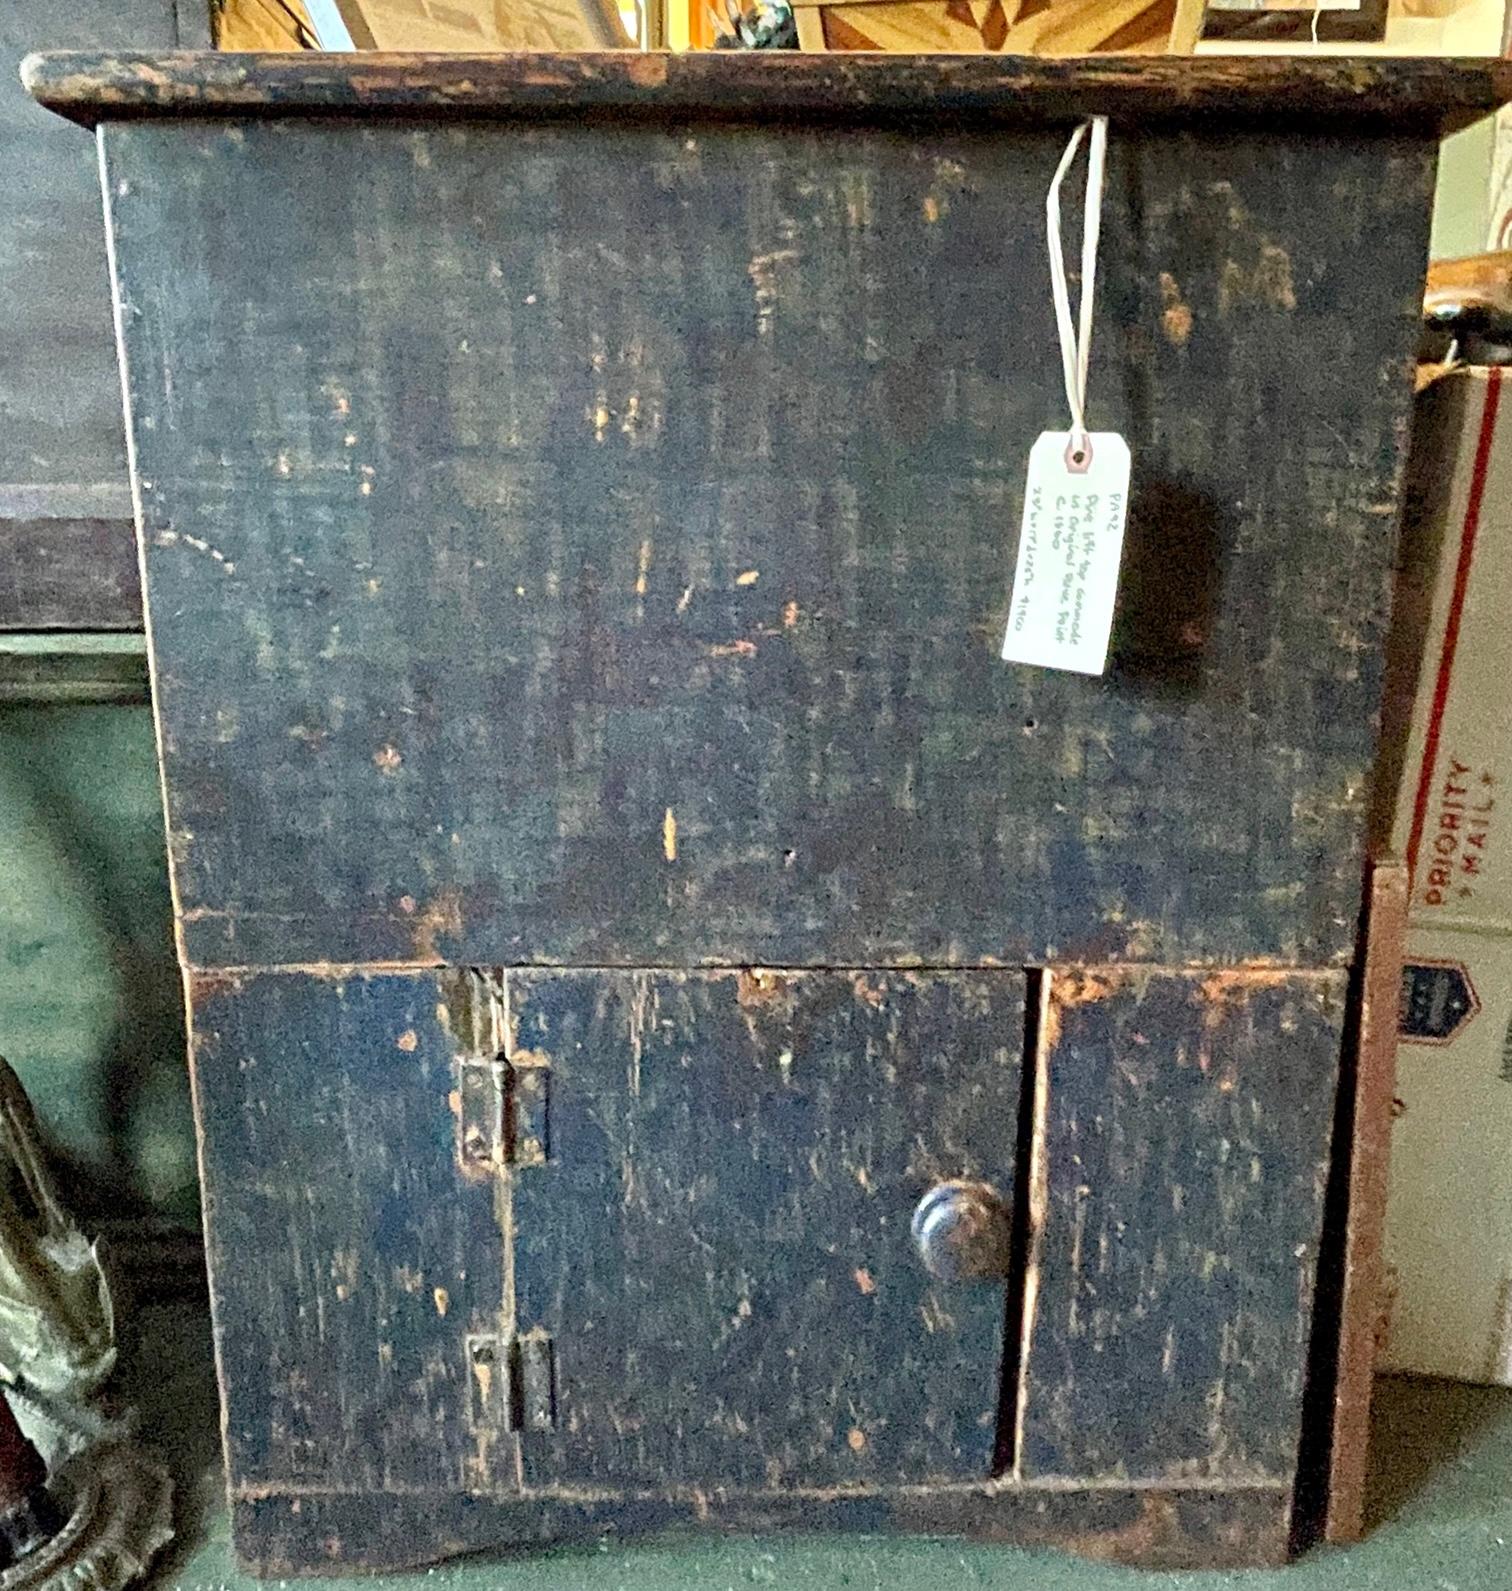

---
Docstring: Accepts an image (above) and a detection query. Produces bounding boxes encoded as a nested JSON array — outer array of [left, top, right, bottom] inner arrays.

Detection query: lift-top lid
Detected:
[[22, 50, 1512, 134]]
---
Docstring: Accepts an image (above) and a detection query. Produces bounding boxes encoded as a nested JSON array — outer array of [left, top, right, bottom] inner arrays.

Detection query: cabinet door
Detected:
[[1015, 968, 1346, 1484], [191, 965, 1022, 1499], [190, 968, 506, 1493], [507, 968, 1026, 1489]]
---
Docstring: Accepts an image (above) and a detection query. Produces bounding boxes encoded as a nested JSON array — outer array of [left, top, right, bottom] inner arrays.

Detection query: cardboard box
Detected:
[[1380, 364, 1512, 1383], [1383, 366, 1510, 931], [1383, 922, 1512, 1382]]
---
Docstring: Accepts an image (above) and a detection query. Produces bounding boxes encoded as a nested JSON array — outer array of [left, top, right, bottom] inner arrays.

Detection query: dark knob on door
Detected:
[[911, 1181, 1013, 1283]]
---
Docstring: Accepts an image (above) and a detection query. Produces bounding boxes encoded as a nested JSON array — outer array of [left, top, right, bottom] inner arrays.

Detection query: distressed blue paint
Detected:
[[509, 969, 1024, 1488], [96, 119, 1433, 972], [190, 970, 504, 1491], [1019, 970, 1348, 1483]]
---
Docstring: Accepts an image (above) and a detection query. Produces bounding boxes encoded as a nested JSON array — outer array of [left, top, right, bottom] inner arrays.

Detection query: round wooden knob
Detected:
[[911, 1181, 1012, 1283]]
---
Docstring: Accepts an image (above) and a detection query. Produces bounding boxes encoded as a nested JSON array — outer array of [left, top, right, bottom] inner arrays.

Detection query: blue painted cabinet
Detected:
[[29, 46, 1512, 1574]]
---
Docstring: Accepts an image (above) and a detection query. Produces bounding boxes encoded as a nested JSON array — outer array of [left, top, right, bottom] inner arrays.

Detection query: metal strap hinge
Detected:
[[468, 1330, 557, 1431], [456, 1056, 550, 1175]]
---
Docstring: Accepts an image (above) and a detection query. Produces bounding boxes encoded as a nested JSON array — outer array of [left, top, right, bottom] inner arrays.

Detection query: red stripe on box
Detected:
[[1406, 366, 1504, 883]]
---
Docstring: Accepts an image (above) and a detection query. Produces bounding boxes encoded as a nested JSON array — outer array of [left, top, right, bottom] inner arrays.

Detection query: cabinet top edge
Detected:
[[21, 50, 1512, 133]]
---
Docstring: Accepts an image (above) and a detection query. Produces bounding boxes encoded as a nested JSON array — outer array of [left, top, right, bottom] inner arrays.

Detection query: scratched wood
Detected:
[[1016, 967, 1347, 1483], [188, 969, 504, 1492], [508, 968, 1024, 1488], [233, 1481, 1294, 1574], [36, 53, 1509, 1572], [96, 115, 1434, 972], [24, 50, 1512, 131]]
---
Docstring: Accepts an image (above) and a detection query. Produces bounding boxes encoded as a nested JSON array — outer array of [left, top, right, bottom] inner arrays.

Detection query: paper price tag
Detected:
[[1001, 431, 1130, 677]]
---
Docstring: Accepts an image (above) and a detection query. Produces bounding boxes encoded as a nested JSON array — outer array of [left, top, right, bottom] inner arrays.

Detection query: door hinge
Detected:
[[468, 1330, 557, 1431], [456, 1056, 550, 1176]]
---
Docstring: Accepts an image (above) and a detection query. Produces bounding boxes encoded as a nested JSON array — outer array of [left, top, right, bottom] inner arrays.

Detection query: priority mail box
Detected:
[[1385, 366, 1510, 932], [1383, 923, 1512, 1383], [1381, 364, 1512, 1383]]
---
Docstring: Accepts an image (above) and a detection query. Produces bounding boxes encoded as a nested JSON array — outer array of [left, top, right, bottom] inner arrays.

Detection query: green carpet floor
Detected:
[[116, 1302, 1512, 1591]]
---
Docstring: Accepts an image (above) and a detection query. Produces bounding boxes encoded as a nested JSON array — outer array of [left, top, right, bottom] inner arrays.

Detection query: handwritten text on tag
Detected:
[[1001, 431, 1131, 677]]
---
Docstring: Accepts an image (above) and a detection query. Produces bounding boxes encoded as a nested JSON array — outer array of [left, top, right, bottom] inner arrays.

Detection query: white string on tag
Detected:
[[1002, 115, 1129, 676], [1046, 115, 1108, 472]]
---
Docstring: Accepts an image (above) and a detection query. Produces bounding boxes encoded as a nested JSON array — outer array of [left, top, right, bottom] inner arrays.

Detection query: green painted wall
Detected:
[[0, 703, 196, 1225]]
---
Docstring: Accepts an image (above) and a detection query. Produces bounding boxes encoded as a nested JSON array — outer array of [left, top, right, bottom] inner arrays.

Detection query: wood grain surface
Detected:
[[192, 960, 1312, 1570], [101, 117, 1429, 972], [191, 966, 1025, 1494], [1016, 967, 1347, 1485], [75, 77, 1452, 1569], [508, 967, 1025, 1489], [232, 1480, 1294, 1573], [25, 49, 1512, 131], [189, 969, 506, 1492]]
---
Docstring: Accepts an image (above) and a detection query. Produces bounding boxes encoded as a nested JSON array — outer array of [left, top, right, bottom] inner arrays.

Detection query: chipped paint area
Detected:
[[1057, 1493, 1180, 1565], [113, 105, 1435, 1561], [409, 889, 464, 962], [1159, 271, 1193, 346], [734, 968, 791, 1009], [1198, 966, 1311, 1027], [1219, 241, 1298, 314], [1039, 968, 1120, 1057], [746, 248, 798, 336], [497, 966, 1024, 1492], [851, 973, 885, 1009], [1022, 966, 1347, 1486], [146, 108, 1400, 974]]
